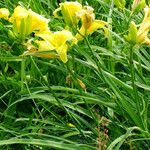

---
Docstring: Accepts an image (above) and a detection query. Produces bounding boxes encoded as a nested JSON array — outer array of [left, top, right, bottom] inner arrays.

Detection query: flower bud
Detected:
[[125, 21, 138, 46], [0, 8, 10, 20]]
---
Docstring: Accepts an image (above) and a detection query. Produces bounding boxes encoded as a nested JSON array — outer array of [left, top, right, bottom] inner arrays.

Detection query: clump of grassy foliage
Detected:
[[0, 0, 150, 149]]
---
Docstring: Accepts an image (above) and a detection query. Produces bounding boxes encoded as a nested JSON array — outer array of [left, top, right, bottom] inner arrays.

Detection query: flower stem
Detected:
[[107, 1, 114, 73], [21, 56, 25, 93]]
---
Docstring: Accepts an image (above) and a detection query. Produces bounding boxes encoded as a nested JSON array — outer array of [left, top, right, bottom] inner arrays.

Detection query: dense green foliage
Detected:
[[0, 0, 150, 149]]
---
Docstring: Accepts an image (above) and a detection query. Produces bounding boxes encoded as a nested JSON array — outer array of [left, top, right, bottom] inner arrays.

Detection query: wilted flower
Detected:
[[35, 30, 77, 63], [9, 6, 50, 38], [76, 6, 107, 40], [0, 8, 10, 20], [53, 1, 82, 27]]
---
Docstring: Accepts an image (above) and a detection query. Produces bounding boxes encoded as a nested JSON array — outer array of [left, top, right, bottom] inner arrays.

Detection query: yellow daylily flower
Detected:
[[125, 7, 150, 46], [137, 6, 150, 45], [9, 6, 50, 38], [53, 1, 82, 27], [75, 6, 107, 40], [0, 8, 10, 20], [36, 30, 77, 63]]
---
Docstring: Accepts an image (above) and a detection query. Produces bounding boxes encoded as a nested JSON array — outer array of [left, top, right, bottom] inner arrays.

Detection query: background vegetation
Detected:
[[0, 0, 150, 149]]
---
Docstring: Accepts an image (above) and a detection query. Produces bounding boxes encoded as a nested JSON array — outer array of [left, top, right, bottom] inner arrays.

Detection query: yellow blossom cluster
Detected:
[[53, 2, 107, 40], [1, 1, 150, 62], [0, 2, 107, 63]]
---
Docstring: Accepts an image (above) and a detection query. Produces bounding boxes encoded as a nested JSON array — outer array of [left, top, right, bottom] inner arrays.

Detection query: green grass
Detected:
[[0, 0, 150, 149]]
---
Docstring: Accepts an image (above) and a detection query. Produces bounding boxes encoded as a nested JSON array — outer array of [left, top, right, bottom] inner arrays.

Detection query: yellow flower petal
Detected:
[[9, 6, 28, 23], [137, 7, 150, 44], [144, 37, 150, 45], [0, 8, 10, 20], [24, 40, 56, 59], [49, 30, 77, 63], [57, 44, 68, 63], [28, 10, 50, 33], [87, 20, 107, 35], [53, 30, 77, 47], [36, 30, 77, 63], [76, 20, 107, 40], [9, 6, 29, 37], [36, 31, 55, 49], [35, 40, 54, 51]]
